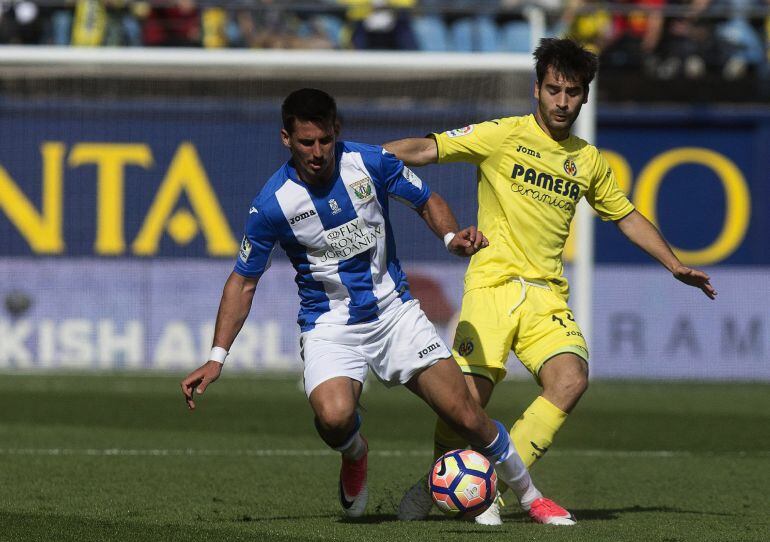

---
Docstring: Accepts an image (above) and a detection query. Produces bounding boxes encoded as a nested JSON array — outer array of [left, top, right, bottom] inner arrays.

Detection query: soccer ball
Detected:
[[429, 449, 497, 518]]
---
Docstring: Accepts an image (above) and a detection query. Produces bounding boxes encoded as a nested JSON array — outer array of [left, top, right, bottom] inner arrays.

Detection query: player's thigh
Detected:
[[451, 285, 518, 384], [300, 327, 368, 399], [368, 299, 452, 386], [513, 288, 589, 383], [405, 357, 471, 411]]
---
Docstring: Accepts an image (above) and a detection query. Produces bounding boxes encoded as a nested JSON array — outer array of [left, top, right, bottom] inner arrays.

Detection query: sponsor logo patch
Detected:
[[402, 166, 423, 189], [445, 125, 474, 138], [238, 235, 252, 263], [328, 198, 342, 215], [511, 162, 581, 202], [310, 217, 384, 263]]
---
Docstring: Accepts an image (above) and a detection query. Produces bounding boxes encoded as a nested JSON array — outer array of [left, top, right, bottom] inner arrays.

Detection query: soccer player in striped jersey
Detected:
[[386, 38, 716, 525], [180, 88, 574, 524]]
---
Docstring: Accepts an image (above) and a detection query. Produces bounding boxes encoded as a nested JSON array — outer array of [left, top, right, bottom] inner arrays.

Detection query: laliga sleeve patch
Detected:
[[445, 125, 474, 138], [402, 166, 423, 189], [238, 235, 252, 263]]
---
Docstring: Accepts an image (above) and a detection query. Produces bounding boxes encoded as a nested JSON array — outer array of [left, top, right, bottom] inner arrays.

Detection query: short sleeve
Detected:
[[380, 149, 431, 209], [433, 120, 508, 165], [233, 205, 278, 277], [585, 152, 635, 222]]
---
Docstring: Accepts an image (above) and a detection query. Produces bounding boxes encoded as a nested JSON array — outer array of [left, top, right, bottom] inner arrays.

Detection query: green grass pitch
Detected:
[[1, 373, 768, 542]]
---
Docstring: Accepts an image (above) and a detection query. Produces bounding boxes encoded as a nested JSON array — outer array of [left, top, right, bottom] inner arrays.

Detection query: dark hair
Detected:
[[533, 38, 598, 91], [281, 88, 338, 133]]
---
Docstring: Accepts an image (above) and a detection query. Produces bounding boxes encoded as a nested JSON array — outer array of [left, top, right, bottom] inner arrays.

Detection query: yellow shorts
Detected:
[[451, 278, 589, 384]]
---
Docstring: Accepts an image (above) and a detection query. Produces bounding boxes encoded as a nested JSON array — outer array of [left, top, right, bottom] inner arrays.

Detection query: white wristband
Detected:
[[209, 346, 229, 364], [443, 232, 456, 250]]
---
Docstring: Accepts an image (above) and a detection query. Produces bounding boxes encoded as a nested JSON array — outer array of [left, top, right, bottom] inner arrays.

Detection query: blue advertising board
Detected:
[[0, 100, 767, 266]]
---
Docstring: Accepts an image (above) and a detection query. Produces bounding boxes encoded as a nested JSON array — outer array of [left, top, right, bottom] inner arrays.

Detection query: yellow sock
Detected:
[[433, 417, 468, 461], [494, 396, 567, 498], [511, 395, 568, 468]]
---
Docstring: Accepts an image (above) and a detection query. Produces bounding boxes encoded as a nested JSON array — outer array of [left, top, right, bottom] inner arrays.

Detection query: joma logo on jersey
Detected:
[[418, 342, 441, 359], [289, 209, 317, 225], [511, 163, 580, 201], [516, 145, 541, 158]]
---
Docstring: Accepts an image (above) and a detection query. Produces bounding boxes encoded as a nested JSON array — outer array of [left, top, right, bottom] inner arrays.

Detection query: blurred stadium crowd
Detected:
[[0, 0, 768, 92]]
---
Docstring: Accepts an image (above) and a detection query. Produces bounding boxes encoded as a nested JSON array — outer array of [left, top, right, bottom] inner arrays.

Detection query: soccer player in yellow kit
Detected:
[[386, 38, 717, 525]]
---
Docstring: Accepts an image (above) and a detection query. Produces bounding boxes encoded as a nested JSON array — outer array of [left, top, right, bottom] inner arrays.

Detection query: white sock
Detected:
[[336, 432, 366, 461], [496, 449, 542, 509]]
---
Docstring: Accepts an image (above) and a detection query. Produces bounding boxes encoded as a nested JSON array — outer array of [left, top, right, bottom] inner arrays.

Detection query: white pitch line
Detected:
[[0, 448, 768, 458]]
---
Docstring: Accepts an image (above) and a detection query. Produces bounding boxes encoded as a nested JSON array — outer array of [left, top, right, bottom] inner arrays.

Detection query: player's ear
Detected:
[[582, 85, 589, 104], [280, 128, 291, 148], [533, 80, 541, 100]]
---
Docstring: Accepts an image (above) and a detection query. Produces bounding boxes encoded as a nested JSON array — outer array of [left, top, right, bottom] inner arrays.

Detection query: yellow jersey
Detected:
[[433, 114, 634, 299]]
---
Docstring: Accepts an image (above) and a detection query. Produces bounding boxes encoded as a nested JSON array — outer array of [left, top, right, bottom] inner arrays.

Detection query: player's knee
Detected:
[[549, 368, 588, 402], [314, 402, 357, 434], [567, 371, 589, 400], [542, 361, 589, 411]]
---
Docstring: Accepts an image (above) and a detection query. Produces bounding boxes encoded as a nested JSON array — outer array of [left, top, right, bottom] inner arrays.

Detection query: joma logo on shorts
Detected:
[[290, 209, 317, 225], [418, 342, 441, 359]]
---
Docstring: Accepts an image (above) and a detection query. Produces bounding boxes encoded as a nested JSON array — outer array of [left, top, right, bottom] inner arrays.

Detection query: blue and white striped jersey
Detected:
[[234, 141, 431, 332]]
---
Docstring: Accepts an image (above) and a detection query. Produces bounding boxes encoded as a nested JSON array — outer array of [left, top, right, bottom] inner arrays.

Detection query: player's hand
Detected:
[[673, 264, 717, 300], [180, 360, 223, 411], [448, 226, 489, 257]]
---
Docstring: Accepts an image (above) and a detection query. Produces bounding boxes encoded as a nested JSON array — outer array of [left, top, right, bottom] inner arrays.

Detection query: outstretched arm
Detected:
[[180, 271, 259, 409], [418, 192, 488, 257], [384, 137, 438, 167], [615, 210, 716, 299]]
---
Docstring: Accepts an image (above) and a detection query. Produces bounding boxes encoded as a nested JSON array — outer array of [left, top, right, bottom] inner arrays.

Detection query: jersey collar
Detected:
[[527, 114, 580, 152]]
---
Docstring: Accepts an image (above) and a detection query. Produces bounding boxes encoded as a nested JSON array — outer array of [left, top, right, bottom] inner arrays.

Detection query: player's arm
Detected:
[[383, 137, 438, 167], [418, 192, 488, 257], [614, 210, 716, 299], [180, 271, 260, 410]]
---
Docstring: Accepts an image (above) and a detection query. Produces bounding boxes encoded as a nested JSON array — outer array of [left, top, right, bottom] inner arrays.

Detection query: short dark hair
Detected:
[[281, 88, 337, 133], [533, 38, 598, 91]]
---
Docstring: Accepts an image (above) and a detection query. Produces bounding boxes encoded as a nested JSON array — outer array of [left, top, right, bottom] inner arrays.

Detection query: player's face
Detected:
[[281, 119, 338, 185], [534, 67, 588, 141]]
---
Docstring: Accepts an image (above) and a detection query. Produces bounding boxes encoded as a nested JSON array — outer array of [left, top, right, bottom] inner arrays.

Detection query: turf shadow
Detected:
[[230, 513, 338, 523], [337, 513, 397, 524], [505, 505, 735, 522]]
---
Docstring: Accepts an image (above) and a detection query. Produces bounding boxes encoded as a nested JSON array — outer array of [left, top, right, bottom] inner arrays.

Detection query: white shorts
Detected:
[[300, 299, 452, 397]]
